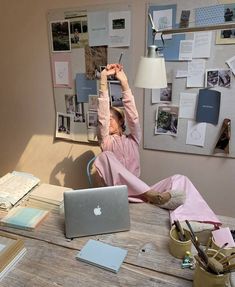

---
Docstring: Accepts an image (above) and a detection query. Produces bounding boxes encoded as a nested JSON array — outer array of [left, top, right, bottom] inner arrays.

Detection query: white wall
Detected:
[[0, 0, 234, 216]]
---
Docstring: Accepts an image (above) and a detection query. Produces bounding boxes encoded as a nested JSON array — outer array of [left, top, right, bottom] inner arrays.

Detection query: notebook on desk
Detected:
[[64, 185, 130, 239]]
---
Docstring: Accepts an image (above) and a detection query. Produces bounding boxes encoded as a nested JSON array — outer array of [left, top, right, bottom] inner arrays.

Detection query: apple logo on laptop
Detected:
[[93, 205, 102, 216]]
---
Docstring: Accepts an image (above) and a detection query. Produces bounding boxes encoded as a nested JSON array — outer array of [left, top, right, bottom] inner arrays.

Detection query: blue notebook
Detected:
[[76, 239, 127, 273], [0, 206, 49, 231]]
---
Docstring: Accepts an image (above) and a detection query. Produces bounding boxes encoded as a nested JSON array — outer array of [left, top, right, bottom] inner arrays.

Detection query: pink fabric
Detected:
[[97, 89, 141, 177], [94, 152, 221, 226], [95, 88, 221, 226]]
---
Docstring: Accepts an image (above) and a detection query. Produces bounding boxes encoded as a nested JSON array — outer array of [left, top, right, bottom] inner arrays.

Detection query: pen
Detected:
[[118, 52, 123, 64]]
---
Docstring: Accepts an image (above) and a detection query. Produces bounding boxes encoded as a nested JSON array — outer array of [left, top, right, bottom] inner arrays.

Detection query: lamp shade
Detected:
[[135, 56, 167, 89]]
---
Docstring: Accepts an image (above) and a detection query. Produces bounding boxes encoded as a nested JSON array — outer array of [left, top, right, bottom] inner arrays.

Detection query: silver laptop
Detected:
[[64, 185, 130, 239]]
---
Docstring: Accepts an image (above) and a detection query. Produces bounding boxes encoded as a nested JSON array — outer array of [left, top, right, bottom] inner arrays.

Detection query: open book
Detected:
[[0, 171, 40, 211]]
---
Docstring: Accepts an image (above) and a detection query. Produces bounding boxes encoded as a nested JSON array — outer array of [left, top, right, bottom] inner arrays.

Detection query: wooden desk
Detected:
[[0, 203, 234, 287]]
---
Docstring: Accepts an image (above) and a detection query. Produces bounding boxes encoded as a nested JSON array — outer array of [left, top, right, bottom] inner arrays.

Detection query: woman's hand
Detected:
[[115, 66, 129, 91]]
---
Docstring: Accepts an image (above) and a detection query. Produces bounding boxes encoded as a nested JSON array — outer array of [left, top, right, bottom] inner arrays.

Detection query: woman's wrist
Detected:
[[100, 75, 108, 91], [121, 81, 129, 92]]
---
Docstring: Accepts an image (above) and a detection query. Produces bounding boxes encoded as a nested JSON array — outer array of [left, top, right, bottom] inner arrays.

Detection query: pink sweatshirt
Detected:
[[97, 89, 141, 177]]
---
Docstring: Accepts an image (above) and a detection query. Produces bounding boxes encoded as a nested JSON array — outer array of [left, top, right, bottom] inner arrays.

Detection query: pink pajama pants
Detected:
[[94, 151, 221, 225]]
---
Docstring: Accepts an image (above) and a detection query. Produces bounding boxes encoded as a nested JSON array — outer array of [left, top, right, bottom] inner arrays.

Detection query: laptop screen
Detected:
[[64, 185, 130, 238]]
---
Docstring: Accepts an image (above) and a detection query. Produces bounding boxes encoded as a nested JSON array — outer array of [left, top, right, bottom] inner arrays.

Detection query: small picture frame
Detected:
[[108, 81, 123, 108], [50, 20, 71, 52], [0, 231, 24, 258]]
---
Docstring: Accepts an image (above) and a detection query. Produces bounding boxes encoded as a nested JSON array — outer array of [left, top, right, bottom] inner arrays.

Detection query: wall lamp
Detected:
[[135, 13, 235, 90]]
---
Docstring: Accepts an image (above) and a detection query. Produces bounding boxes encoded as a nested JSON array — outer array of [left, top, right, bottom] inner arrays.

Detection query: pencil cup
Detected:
[[193, 249, 229, 287], [211, 236, 235, 256], [169, 226, 192, 259]]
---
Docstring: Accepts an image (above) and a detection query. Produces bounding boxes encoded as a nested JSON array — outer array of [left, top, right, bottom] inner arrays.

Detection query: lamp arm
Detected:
[[158, 22, 235, 35], [148, 13, 158, 45]]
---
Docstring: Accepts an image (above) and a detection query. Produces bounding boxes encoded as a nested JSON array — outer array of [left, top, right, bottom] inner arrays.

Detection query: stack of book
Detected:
[[24, 183, 72, 213], [0, 171, 40, 211], [0, 231, 26, 280], [0, 206, 49, 231]]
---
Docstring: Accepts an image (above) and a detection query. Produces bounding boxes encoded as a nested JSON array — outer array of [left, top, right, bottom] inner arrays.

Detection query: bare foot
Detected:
[[144, 189, 171, 205]]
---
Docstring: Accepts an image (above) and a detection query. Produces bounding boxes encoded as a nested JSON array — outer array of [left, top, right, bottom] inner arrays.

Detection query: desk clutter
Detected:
[[0, 171, 234, 284], [0, 172, 72, 231], [169, 220, 235, 287]]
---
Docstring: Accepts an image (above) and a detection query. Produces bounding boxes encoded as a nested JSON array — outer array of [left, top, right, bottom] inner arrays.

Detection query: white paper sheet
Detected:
[[108, 11, 131, 47], [226, 55, 235, 76], [176, 70, 188, 78], [87, 11, 108, 46], [179, 40, 193, 61], [55, 61, 69, 85], [187, 59, 205, 88], [193, 31, 212, 58], [179, 93, 197, 119], [186, 120, 206, 147], [153, 9, 172, 40]]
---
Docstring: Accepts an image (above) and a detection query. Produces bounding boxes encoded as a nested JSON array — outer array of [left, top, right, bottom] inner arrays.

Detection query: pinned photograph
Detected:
[[88, 95, 98, 111], [65, 95, 76, 114], [75, 102, 85, 123], [87, 111, 98, 128], [50, 20, 71, 52], [152, 83, 172, 104], [112, 18, 125, 29], [85, 46, 107, 80], [69, 15, 88, 48], [160, 83, 172, 102], [206, 70, 219, 87], [218, 70, 231, 88], [205, 69, 231, 88], [56, 113, 71, 135], [179, 10, 190, 28], [155, 105, 179, 136], [109, 81, 123, 108]]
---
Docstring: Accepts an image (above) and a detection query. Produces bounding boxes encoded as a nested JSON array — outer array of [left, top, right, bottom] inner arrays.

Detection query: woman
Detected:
[[94, 64, 221, 226]]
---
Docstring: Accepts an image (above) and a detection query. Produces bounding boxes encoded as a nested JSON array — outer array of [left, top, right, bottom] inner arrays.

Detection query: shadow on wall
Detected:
[[49, 150, 96, 189]]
